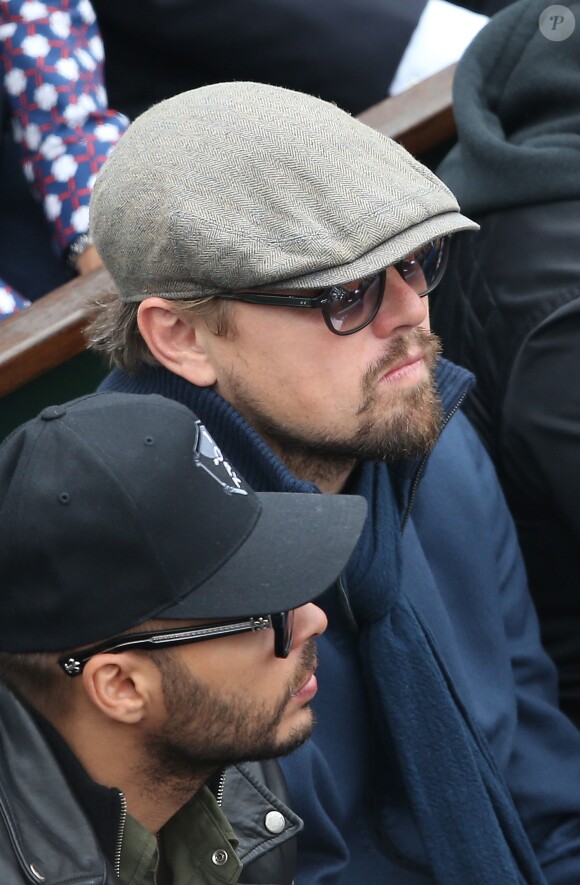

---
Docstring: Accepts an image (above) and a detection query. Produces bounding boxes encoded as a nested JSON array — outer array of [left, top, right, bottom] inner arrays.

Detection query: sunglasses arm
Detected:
[[59, 616, 273, 677], [218, 291, 329, 309]]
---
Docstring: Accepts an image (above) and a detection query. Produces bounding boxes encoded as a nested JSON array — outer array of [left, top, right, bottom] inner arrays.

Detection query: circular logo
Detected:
[[539, 5, 576, 40]]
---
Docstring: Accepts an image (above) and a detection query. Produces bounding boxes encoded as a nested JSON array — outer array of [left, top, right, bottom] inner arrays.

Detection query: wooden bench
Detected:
[[0, 63, 456, 428]]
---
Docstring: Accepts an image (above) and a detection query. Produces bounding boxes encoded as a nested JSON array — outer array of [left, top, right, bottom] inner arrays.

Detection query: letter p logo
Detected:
[[539, 5, 576, 39]]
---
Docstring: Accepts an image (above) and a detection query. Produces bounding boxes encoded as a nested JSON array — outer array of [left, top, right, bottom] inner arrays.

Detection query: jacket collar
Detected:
[[32, 704, 125, 868], [0, 683, 115, 884], [34, 702, 303, 874], [389, 358, 474, 527], [114, 357, 474, 516]]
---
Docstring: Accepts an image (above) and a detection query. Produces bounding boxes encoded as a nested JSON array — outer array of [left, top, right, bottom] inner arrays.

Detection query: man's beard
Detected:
[[141, 641, 317, 792], [351, 327, 443, 461], [228, 327, 443, 473]]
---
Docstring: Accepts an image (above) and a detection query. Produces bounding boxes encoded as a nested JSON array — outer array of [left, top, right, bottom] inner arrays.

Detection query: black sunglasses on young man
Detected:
[[217, 236, 449, 336], [59, 611, 294, 676]]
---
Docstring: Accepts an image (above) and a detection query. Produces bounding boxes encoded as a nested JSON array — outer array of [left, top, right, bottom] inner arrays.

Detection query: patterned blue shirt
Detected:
[[0, 0, 128, 318]]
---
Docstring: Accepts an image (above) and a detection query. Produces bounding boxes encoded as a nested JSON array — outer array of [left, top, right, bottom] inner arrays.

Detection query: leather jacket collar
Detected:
[[0, 684, 301, 884]]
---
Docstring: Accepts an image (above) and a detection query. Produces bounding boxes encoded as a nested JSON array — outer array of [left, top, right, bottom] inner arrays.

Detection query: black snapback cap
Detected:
[[0, 393, 366, 652]]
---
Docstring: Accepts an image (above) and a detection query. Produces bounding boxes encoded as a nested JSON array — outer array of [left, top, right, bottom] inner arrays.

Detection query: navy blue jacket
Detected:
[[101, 360, 580, 884]]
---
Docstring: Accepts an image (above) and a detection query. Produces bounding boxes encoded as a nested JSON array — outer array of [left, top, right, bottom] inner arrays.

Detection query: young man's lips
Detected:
[[292, 672, 318, 701], [380, 352, 426, 383]]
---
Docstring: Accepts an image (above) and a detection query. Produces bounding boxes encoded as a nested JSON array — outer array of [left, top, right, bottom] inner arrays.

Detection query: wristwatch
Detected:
[[66, 233, 93, 271]]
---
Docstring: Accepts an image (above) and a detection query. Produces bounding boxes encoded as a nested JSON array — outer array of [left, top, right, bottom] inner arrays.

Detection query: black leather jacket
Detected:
[[0, 683, 301, 884]]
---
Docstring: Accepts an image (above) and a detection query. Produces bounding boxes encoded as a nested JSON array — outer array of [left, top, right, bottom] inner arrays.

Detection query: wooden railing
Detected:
[[357, 62, 456, 158], [0, 63, 456, 401], [0, 269, 112, 398]]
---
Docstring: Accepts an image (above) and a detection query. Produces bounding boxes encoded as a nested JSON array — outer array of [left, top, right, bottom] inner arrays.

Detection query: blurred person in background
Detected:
[[0, 0, 127, 320], [91, 0, 498, 119], [432, 0, 580, 725]]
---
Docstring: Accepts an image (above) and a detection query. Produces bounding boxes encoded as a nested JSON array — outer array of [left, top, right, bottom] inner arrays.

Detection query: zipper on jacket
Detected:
[[401, 389, 468, 532], [215, 769, 227, 807], [114, 791, 127, 878]]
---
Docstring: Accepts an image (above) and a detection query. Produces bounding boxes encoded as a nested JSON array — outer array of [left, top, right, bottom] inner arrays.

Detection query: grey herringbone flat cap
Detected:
[[90, 81, 478, 301]]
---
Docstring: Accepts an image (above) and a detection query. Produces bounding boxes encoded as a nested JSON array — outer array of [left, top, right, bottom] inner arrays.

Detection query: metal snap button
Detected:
[[264, 810, 286, 834], [211, 848, 229, 866], [40, 405, 66, 421], [29, 864, 45, 881]]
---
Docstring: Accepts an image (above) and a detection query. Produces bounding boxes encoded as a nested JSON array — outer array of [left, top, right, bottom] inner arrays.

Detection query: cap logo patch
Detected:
[[193, 421, 248, 495]]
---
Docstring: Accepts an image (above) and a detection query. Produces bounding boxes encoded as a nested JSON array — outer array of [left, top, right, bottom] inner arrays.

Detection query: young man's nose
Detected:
[[370, 267, 428, 338], [293, 602, 328, 647]]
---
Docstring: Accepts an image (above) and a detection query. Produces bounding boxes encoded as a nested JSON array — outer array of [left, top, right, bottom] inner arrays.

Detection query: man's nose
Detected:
[[293, 602, 328, 647], [370, 267, 428, 337]]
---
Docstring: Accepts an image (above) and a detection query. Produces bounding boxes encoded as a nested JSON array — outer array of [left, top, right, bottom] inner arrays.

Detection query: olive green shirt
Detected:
[[119, 786, 242, 885]]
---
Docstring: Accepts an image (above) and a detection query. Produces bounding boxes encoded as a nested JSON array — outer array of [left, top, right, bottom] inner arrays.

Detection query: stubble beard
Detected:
[[226, 328, 444, 485], [141, 641, 317, 797]]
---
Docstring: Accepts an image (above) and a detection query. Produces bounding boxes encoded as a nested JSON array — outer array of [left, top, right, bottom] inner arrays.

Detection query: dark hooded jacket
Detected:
[[431, 0, 580, 724]]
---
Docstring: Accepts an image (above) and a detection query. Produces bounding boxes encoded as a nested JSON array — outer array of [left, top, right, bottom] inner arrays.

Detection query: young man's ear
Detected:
[[137, 297, 217, 387], [81, 655, 156, 725]]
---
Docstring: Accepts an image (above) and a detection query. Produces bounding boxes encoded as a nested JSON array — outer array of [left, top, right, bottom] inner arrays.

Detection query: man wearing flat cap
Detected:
[[0, 392, 366, 884], [89, 82, 580, 884]]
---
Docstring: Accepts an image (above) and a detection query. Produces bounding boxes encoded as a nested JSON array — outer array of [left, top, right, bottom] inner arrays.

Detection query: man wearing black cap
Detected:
[[89, 83, 580, 884], [0, 392, 365, 885]]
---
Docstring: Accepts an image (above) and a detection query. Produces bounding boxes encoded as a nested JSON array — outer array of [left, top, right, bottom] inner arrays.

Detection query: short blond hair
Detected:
[[85, 291, 234, 374]]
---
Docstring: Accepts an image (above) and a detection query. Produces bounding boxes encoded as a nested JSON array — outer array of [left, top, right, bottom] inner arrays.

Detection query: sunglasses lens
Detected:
[[272, 610, 294, 658], [325, 272, 384, 334], [395, 236, 449, 296]]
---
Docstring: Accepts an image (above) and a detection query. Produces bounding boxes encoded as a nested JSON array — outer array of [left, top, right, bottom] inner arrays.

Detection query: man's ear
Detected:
[[81, 656, 157, 725], [137, 297, 217, 387]]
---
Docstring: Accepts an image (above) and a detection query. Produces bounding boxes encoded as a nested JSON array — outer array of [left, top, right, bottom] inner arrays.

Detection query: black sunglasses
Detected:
[[216, 236, 449, 336], [59, 611, 294, 676]]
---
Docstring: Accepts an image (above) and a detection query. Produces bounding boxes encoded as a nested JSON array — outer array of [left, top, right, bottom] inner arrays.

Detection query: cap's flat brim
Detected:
[[255, 212, 479, 292], [128, 212, 479, 302], [158, 492, 367, 619]]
